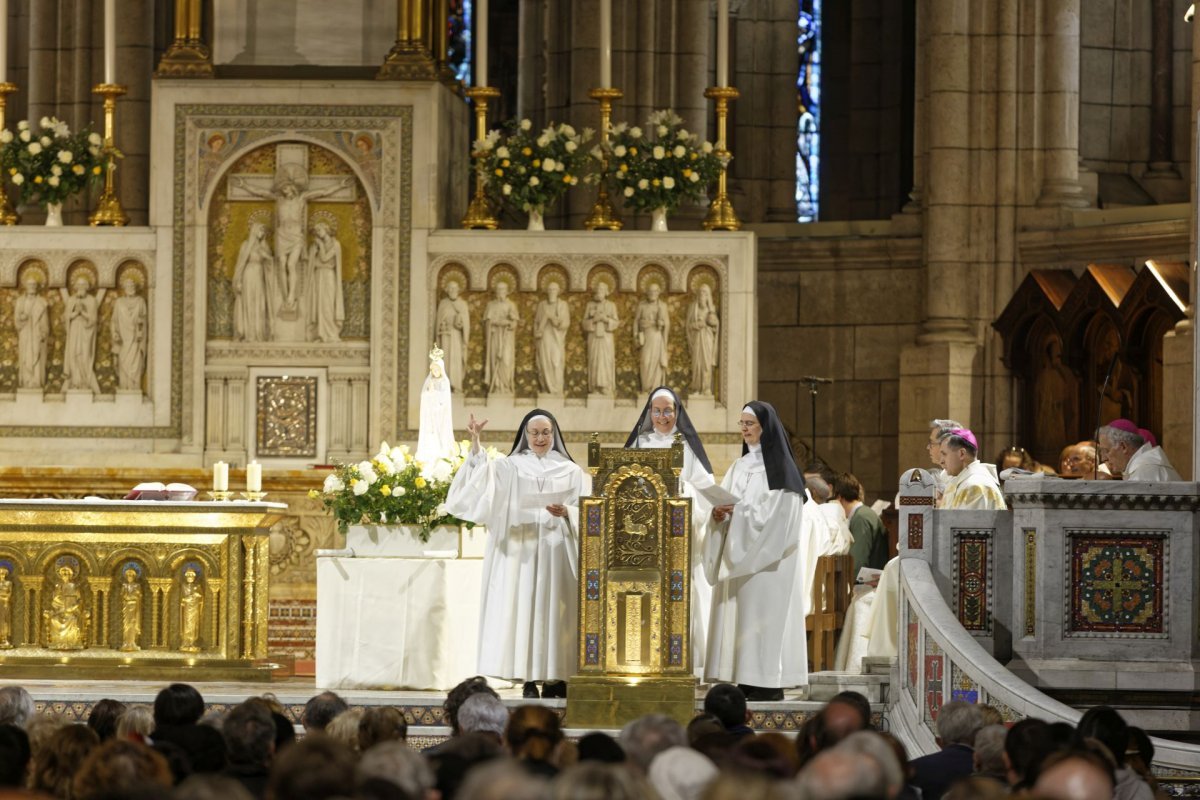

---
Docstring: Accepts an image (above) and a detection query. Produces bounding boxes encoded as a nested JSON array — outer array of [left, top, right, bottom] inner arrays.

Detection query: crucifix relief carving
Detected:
[[227, 144, 355, 342]]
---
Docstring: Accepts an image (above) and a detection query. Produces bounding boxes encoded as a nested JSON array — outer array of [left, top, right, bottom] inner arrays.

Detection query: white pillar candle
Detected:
[[476, 0, 488, 87], [600, 0, 612, 88], [716, 0, 729, 87], [104, 0, 115, 84], [0, 0, 8, 84], [213, 461, 229, 492], [246, 461, 262, 493]]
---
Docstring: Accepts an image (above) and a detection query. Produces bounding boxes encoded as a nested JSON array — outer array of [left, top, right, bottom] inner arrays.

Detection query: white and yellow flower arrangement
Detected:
[[476, 118, 593, 226], [604, 110, 724, 214], [311, 440, 499, 540], [0, 116, 105, 209]]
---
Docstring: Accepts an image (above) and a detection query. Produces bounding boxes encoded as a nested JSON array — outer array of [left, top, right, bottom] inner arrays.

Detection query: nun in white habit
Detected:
[[704, 401, 808, 700], [445, 409, 590, 699], [625, 386, 716, 677]]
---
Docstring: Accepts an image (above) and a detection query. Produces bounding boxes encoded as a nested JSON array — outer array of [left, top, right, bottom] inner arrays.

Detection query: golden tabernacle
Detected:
[[0, 499, 284, 680], [566, 435, 696, 728]]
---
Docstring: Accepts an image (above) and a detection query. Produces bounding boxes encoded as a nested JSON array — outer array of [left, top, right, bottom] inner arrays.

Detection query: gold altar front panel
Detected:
[[0, 500, 282, 680]]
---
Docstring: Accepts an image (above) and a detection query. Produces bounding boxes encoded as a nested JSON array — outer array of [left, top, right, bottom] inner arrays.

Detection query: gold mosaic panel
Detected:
[[256, 376, 319, 458]]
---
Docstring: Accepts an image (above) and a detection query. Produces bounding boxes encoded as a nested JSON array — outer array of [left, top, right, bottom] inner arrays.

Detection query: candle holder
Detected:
[[89, 83, 129, 227], [584, 87, 624, 231], [206, 491, 234, 502], [702, 86, 741, 231], [240, 491, 268, 502], [461, 86, 502, 229], [0, 83, 19, 226]]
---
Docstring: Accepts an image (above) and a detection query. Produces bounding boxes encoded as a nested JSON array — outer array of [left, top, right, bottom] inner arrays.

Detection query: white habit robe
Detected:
[[702, 446, 808, 688], [445, 448, 590, 682], [632, 429, 715, 677]]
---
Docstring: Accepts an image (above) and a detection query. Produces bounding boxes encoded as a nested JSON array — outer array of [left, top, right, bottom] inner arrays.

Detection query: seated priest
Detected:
[[1059, 441, 1113, 479], [938, 428, 1006, 511], [704, 401, 808, 701], [1098, 420, 1182, 481], [445, 410, 590, 700]]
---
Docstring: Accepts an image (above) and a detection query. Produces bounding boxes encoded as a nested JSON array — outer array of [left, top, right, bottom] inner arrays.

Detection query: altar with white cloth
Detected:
[[315, 524, 490, 691]]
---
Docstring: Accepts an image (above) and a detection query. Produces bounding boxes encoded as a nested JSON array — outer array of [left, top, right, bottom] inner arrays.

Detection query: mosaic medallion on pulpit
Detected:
[[1067, 531, 1166, 636], [949, 662, 979, 704], [923, 634, 944, 724], [953, 530, 991, 633]]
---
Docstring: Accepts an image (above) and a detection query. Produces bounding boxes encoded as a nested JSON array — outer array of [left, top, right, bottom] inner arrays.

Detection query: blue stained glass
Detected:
[[796, 0, 821, 222], [451, 0, 473, 85]]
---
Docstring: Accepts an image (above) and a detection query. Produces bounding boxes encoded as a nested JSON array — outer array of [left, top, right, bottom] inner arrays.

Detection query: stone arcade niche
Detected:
[[993, 262, 1186, 468]]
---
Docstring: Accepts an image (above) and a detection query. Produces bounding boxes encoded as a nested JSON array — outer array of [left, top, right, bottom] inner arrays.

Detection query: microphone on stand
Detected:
[[801, 376, 833, 462], [1092, 342, 1122, 480]]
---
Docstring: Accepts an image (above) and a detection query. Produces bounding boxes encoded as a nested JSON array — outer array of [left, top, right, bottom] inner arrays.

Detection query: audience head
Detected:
[[576, 732, 625, 764], [1098, 421, 1145, 476], [1074, 705, 1130, 768], [647, 746, 718, 800], [427, 731, 503, 799], [359, 706, 409, 751], [87, 698, 127, 741], [729, 733, 799, 779], [30, 724, 100, 797], [455, 759, 550, 800], [301, 691, 349, 734], [794, 747, 887, 800], [72, 739, 173, 800], [223, 700, 276, 768], [977, 704, 1003, 727], [457, 692, 508, 739], [687, 713, 725, 746], [935, 701, 984, 748], [266, 734, 357, 800], [703, 684, 748, 730], [0, 725, 30, 787], [117, 705, 154, 741], [0, 687, 34, 729], [943, 776, 1010, 800], [25, 713, 69, 755], [1126, 726, 1154, 776], [356, 740, 436, 799], [507, 705, 564, 765], [973, 724, 1007, 775], [553, 761, 649, 800], [928, 419, 965, 466], [1032, 747, 1115, 800], [827, 691, 871, 732], [153, 683, 205, 728], [1003, 718, 1055, 789], [175, 774, 256, 800], [618, 713, 686, 774], [444, 676, 500, 736], [325, 707, 366, 754], [834, 731, 903, 795], [939, 430, 979, 476]]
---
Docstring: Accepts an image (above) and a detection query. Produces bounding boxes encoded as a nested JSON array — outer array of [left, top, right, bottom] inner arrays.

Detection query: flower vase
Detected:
[[650, 206, 669, 232], [527, 207, 545, 231], [44, 202, 63, 227]]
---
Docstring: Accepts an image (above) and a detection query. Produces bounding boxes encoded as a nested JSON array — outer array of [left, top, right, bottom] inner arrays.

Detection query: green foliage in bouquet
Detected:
[[476, 119, 593, 213], [605, 110, 725, 212], [0, 116, 106, 206]]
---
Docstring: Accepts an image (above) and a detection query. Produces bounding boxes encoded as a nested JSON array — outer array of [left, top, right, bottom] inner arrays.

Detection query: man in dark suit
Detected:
[[909, 701, 984, 800]]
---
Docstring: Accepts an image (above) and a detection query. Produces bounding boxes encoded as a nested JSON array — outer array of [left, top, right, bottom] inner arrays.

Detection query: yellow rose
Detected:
[[380, 484, 392, 497], [33, 176, 42, 184], [683, 168, 692, 177], [92, 165, 102, 174], [494, 168, 504, 176], [652, 178, 661, 186], [619, 163, 628, 172], [532, 159, 541, 167], [414, 477, 427, 489], [562, 174, 571, 183], [522, 147, 532, 156], [630, 147, 638, 155], [307, 489, 319, 499], [501, 159, 510, 167]]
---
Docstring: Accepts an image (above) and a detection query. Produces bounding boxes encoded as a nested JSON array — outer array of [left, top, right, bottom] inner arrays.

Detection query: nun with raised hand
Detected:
[[625, 386, 717, 677], [703, 401, 808, 701], [445, 409, 591, 700]]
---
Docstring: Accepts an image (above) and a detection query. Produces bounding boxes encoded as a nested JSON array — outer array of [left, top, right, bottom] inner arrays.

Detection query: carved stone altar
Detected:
[[0, 499, 284, 679], [567, 438, 695, 728]]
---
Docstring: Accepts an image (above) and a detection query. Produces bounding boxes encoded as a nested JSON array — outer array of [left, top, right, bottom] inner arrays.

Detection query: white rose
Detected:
[[496, 146, 510, 159], [673, 145, 685, 158], [356, 461, 378, 485], [376, 455, 396, 475], [430, 460, 452, 482], [47, 176, 59, 187], [435, 503, 449, 518], [637, 178, 649, 189], [323, 474, 345, 493], [663, 176, 675, 189], [11, 174, 23, 185], [689, 172, 700, 182], [54, 121, 69, 137], [0, 130, 10, 144], [562, 124, 576, 137], [39, 116, 50, 129], [57, 150, 73, 163], [17, 120, 28, 131], [502, 184, 512, 195], [89, 145, 101, 157], [51, 165, 62, 176], [530, 176, 540, 186], [623, 186, 634, 197], [614, 145, 627, 157], [395, 486, 407, 496], [677, 130, 689, 140], [352, 480, 369, 496], [18, 130, 30, 142], [39, 136, 50, 147], [542, 158, 556, 171], [701, 141, 714, 154], [556, 162, 565, 171], [656, 125, 668, 137], [536, 135, 550, 148], [27, 142, 41, 155], [652, 146, 665, 159], [88, 132, 102, 146], [565, 140, 577, 152], [520, 119, 532, 131], [630, 126, 643, 138]]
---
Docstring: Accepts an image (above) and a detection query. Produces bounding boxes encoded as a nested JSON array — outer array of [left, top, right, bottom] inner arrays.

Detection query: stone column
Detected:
[[902, 0, 926, 215], [378, 0, 438, 79], [1035, 0, 1087, 208], [1148, 0, 1174, 172]]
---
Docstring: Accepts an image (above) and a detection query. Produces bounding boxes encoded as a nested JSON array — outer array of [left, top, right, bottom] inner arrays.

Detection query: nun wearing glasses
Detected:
[[446, 409, 590, 699], [704, 401, 808, 700], [625, 386, 717, 676]]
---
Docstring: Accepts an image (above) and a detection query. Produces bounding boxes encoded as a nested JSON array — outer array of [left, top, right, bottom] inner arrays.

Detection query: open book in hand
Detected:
[[856, 567, 883, 585]]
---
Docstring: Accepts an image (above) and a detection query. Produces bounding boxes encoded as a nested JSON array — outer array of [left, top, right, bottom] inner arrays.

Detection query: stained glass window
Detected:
[[796, 0, 821, 222], [450, 0, 473, 84]]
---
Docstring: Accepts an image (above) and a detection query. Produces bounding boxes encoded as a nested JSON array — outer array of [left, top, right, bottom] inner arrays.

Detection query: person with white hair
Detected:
[[455, 693, 508, 740], [356, 740, 437, 800], [648, 746, 718, 800], [0, 686, 34, 728], [446, 409, 590, 699], [1098, 419, 1181, 481], [909, 701, 984, 800], [618, 714, 686, 775], [795, 748, 887, 799]]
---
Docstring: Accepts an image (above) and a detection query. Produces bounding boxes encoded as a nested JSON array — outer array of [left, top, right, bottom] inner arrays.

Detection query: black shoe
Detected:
[[746, 687, 784, 702], [542, 680, 567, 699], [522, 681, 540, 698]]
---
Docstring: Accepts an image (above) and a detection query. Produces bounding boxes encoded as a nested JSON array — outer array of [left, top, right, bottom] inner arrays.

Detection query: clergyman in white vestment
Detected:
[[704, 401, 808, 699], [445, 409, 590, 699]]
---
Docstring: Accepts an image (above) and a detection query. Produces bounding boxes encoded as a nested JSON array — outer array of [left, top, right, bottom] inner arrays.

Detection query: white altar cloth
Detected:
[[316, 555, 483, 690]]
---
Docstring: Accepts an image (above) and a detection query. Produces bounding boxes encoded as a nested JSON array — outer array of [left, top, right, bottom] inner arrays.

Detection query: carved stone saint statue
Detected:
[[62, 274, 104, 393], [435, 280, 470, 391], [534, 281, 570, 394], [179, 568, 203, 653], [232, 221, 273, 342], [633, 282, 670, 392], [483, 281, 519, 395], [686, 284, 719, 396], [45, 565, 86, 650], [111, 274, 148, 391], [307, 220, 345, 343], [583, 281, 620, 395], [15, 270, 49, 390], [0, 567, 12, 649], [119, 567, 142, 652]]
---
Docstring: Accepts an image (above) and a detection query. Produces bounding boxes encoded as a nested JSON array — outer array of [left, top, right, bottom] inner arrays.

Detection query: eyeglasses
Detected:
[[650, 409, 676, 418], [738, 421, 759, 430]]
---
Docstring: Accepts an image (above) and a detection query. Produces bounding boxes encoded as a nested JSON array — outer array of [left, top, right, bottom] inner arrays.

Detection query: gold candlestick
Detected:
[[584, 87, 624, 231], [89, 83, 129, 227], [702, 86, 741, 231], [460, 85, 501, 230], [0, 83, 19, 226]]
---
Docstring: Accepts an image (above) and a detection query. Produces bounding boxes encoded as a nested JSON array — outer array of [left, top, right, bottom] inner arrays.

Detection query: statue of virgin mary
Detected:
[[416, 344, 456, 476]]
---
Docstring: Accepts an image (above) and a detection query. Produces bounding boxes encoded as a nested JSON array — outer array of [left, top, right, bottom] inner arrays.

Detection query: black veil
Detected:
[[743, 400, 805, 493], [623, 386, 713, 474], [509, 408, 574, 460]]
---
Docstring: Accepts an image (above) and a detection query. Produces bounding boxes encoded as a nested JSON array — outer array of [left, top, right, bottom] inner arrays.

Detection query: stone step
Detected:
[[806, 671, 890, 703], [863, 656, 895, 677]]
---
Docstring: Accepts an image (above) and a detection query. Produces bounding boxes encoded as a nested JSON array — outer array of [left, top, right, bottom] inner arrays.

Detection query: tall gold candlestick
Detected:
[[460, 85, 501, 230], [702, 85, 741, 231], [584, 87, 623, 231], [0, 82, 19, 225], [89, 83, 129, 227]]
